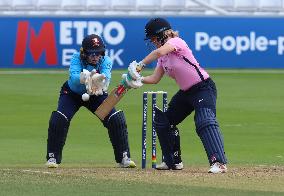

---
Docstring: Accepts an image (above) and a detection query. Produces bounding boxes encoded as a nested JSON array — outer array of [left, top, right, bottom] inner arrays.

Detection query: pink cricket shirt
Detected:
[[157, 37, 209, 91]]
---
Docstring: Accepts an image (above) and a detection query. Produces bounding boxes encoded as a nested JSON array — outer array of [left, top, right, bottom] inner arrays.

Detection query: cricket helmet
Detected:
[[82, 34, 105, 55], [144, 18, 171, 40]]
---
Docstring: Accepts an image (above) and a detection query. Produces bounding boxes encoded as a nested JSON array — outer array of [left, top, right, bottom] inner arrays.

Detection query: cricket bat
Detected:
[[95, 64, 144, 120]]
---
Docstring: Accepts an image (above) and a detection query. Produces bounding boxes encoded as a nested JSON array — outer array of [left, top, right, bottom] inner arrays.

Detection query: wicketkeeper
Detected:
[[124, 18, 228, 173], [46, 34, 136, 168]]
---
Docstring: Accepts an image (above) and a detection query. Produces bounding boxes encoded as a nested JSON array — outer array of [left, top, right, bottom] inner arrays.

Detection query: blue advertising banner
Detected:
[[0, 16, 283, 69]]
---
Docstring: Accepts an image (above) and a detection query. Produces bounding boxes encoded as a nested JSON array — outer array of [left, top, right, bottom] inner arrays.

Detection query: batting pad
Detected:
[[107, 110, 130, 163], [194, 108, 227, 165], [153, 107, 175, 169], [170, 126, 182, 164], [47, 111, 70, 164]]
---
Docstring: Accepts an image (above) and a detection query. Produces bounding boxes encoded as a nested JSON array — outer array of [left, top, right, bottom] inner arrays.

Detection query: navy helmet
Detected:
[[82, 34, 105, 55], [144, 18, 171, 40]]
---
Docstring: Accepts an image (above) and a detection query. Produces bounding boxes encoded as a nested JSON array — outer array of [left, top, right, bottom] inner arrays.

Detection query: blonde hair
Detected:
[[164, 29, 179, 38]]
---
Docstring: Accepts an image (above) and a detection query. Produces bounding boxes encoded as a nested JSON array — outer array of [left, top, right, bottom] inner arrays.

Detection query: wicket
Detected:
[[142, 91, 167, 169]]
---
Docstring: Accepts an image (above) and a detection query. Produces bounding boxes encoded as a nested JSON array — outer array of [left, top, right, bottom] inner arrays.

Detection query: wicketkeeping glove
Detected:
[[90, 73, 107, 96], [80, 69, 98, 95], [80, 69, 91, 84]]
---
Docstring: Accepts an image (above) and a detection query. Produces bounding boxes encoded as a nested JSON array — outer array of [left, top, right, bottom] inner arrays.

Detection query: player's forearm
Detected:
[[142, 44, 175, 65], [142, 50, 162, 65], [141, 64, 164, 84], [142, 74, 161, 84], [70, 70, 81, 85]]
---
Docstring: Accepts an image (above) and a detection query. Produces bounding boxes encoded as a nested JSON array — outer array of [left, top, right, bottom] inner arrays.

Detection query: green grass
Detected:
[[1, 169, 283, 196], [0, 69, 283, 195]]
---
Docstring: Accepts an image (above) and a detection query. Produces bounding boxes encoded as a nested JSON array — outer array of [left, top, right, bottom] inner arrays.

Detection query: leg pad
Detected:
[[153, 107, 175, 169], [107, 111, 130, 163], [171, 126, 182, 164], [195, 108, 227, 165], [46, 111, 70, 164]]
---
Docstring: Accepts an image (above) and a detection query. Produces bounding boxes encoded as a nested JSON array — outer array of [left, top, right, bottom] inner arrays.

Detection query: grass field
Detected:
[[0, 69, 283, 195]]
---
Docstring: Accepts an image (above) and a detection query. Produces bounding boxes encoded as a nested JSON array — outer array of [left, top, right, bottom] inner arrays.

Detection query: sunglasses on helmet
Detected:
[[86, 51, 104, 57]]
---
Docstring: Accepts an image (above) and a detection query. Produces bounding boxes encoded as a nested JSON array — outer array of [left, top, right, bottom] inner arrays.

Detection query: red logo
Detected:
[[13, 21, 58, 66], [211, 155, 217, 163], [92, 38, 100, 47]]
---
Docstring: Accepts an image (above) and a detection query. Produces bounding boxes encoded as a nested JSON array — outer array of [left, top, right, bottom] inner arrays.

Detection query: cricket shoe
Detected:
[[119, 152, 136, 168], [208, 162, 227, 173], [46, 158, 58, 168], [155, 162, 184, 170]]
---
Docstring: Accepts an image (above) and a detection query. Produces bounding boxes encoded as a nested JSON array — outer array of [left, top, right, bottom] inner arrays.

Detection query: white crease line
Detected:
[[22, 169, 52, 174], [2, 168, 12, 171]]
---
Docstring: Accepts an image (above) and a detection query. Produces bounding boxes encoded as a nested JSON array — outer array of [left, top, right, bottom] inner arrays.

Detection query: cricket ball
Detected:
[[82, 93, 90, 101]]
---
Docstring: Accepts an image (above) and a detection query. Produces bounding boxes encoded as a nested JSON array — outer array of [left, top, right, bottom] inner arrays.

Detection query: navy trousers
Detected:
[[166, 78, 217, 125], [57, 81, 115, 125]]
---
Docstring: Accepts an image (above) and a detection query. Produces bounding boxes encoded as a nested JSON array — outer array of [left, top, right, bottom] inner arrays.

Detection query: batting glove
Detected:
[[122, 73, 143, 89], [128, 61, 145, 80]]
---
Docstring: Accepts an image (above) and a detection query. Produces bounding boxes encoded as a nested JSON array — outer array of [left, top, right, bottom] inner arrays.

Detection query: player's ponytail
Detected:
[[80, 47, 88, 67]]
